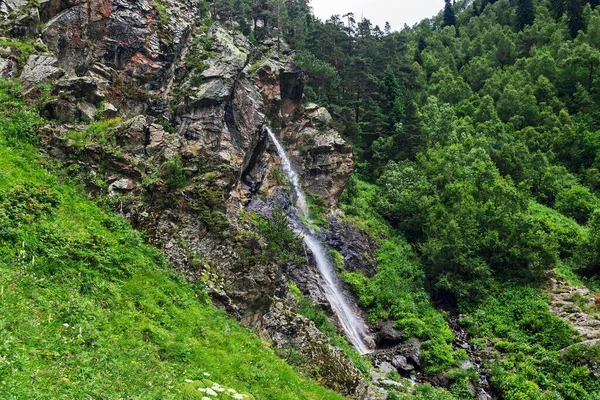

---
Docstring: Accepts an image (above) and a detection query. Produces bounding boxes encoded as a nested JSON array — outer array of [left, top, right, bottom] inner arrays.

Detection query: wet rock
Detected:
[[263, 301, 368, 399], [20, 55, 64, 84], [279, 60, 304, 119], [325, 216, 379, 277], [370, 338, 422, 374]]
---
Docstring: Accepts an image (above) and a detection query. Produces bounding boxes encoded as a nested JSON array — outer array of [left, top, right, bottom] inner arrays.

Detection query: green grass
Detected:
[[66, 118, 122, 148], [0, 79, 343, 399]]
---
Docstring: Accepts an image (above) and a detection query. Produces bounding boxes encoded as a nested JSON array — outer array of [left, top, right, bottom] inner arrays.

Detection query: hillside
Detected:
[[1, 0, 600, 399], [0, 80, 343, 399]]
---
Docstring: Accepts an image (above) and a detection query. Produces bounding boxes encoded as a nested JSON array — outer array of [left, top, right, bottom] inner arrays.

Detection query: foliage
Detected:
[[250, 207, 303, 264], [0, 95, 343, 399], [161, 155, 187, 190], [341, 179, 461, 375]]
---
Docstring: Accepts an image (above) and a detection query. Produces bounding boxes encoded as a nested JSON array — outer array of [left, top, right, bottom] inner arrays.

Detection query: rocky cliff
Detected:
[[0, 0, 371, 396]]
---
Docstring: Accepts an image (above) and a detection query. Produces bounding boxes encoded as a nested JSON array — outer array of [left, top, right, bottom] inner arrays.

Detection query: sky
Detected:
[[310, 0, 444, 31]]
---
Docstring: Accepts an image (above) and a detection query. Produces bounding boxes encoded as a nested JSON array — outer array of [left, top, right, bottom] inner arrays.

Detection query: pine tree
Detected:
[[567, 0, 584, 37], [516, 0, 535, 31], [549, 0, 566, 19], [442, 0, 457, 29]]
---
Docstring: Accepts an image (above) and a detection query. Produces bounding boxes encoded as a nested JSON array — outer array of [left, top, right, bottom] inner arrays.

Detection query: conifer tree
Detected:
[[549, 0, 566, 19], [516, 0, 535, 31], [567, 0, 584, 37], [442, 0, 457, 29]]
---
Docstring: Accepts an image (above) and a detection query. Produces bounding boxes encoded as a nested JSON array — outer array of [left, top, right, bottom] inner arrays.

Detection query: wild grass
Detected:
[[0, 78, 343, 399]]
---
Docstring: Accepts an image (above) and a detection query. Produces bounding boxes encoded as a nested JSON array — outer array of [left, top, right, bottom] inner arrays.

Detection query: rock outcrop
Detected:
[[549, 278, 600, 340], [264, 301, 367, 399]]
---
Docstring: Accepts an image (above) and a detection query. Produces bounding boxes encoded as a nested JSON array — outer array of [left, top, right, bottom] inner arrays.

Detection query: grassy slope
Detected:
[[0, 79, 342, 399]]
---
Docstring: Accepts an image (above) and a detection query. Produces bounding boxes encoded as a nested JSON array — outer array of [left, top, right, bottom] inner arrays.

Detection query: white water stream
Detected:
[[266, 127, 375, 354]]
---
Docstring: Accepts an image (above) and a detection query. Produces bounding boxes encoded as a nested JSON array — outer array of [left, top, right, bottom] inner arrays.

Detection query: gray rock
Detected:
[[0, 0, 27, 14], [0, 56, 18, 79], [392, 355, 414, 372], [376, 320, 405, 346], [52, 77, 104, 104], [146, 123, 166, 157], [77, 101, 97, 122], [380, 379, 403, 388], [378, 362, 395, 373], [370, 338, 422, 374], [263, 301, 368, 399], [109, 178, 135, 194], [43, 98, 81, 123], [325, 217, 379, 278], [20, 55, 64, 84], [102, 102, 119, 119]]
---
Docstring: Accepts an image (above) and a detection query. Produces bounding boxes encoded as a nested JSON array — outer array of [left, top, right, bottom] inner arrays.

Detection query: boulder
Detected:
[[43, 98, 83, 123], [392, 355, 414, 372], [370, 338, 422, 374], [102, 102, 119, 119], [52, 77, 104, 104], [109, 177, 135, 195], [375, 320, 405, 348], [20, 55, 64, 84], [263, 301, 368, 399]]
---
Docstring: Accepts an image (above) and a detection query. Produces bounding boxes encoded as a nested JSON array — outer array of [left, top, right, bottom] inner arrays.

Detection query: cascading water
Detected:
[[266, 126, 375, 355]]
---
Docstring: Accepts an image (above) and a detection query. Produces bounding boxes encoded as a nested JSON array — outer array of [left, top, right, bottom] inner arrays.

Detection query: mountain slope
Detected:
[[0, 80, 342, 399]]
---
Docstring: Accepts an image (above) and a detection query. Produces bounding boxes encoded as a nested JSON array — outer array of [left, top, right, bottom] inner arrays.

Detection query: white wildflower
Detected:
[[205, 388, 218, 396], [211, 384, 225, 392], [198, 388, 207, 392], [185, 379, 193, 383], [63, 323, 69, 327], [233, 394, 244, 400], [203, 372, 211, 377], [228, 389, 237, 393], [202, 397, 212, 400]]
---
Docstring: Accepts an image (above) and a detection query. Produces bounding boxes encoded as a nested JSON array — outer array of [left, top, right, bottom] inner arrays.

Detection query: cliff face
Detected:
[[1, 0, 369, 396]]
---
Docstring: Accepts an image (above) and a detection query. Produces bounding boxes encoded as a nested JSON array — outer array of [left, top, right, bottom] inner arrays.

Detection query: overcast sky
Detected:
[[310, 0, 444, 31]]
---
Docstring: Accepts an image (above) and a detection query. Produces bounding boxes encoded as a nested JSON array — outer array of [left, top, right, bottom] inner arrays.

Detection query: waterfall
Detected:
[[266, 126, 375, 355]]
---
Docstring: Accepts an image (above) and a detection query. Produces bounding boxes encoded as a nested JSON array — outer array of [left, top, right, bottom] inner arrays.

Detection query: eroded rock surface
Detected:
[[549, 278, 600, 340], [264, 301, 368, 399]]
